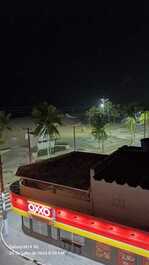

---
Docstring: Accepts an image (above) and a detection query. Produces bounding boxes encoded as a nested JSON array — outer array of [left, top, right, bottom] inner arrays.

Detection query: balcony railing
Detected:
[[21, 179, 90, 201]]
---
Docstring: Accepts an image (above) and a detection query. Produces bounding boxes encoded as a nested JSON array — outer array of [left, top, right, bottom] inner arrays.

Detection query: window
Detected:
[[96, 242, 112, 262], [118, 250, 136, 265], [50, 226, 59, 240], [60, 230, 72, 242], [59, 230, 85, 246], [23, 217, 30, 229], [72, 233, 85, 246], [59, 229, 83, 254], [32, 219, 48, 237]]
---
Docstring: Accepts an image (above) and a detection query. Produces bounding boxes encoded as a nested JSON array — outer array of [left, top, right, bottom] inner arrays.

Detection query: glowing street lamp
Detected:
[[100, 102, 105, 109], [99, 97, 109, 112]]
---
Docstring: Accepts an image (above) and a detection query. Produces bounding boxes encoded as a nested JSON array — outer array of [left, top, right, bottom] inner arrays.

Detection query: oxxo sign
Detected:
[[28, 201, 54, 220]]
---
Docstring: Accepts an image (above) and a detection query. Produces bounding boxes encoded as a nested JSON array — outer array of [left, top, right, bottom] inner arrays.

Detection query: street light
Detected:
[[99, 97, 109, 113], [100, 102, 104, 109], [23, 128, 33, 164], [0, 148, 11, 236]]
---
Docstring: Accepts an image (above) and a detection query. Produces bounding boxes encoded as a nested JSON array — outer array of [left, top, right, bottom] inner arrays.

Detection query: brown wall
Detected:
[[20, 183, 92, 214], [91, 175, 149, 229], [20, 174, 149, 229]]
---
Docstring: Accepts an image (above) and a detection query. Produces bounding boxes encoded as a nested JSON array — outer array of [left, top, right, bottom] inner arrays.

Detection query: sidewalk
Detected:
[[2, 211, 102, 265]]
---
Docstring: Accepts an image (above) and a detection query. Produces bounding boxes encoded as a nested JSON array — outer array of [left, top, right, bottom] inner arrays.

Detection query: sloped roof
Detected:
[[16, 151, 107, 190], [93, 146, 149, 189]]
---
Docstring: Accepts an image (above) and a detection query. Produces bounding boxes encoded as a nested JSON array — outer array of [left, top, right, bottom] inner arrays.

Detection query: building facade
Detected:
[[10, 147, 149, 265]]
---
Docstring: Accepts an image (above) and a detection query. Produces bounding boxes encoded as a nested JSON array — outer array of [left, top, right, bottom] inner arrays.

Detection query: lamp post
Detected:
[[99, 97, 112, 136], [24, 128, 32, 163], [0, 154, 8, 235], [99, 97, 111, 125], [99, 98, 109, 112], [27, 128, 32, 163], [100, 98, 105, 111]]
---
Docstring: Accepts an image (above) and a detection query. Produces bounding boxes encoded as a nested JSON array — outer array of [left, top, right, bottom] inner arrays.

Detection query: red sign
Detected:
[[142, 257, 149, 265], [28, 200, 54, 220], [10, 191, 149, 253], [118, 250, 136, 265]]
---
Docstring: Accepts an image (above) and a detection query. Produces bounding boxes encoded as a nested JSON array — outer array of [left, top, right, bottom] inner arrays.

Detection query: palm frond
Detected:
[[32, 103, 62, 138]]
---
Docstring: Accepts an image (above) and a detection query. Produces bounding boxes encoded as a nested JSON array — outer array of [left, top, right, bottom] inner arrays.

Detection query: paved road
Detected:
[[2, 212, 102, 265], [0, 240, 33, 265], [0, 220, 33, 265]]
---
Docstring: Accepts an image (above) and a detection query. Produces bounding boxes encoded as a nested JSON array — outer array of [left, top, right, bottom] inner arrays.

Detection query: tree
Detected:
[[92, 125, 107, 152], [98, 100, 121, 122], [122, 104, 139, 144], [87, 101, 120, 138], [103, 101, 121, 135], [32, 102, 62, 157], [139, 110, 149, 138], [86, 106, 98, 126], [125, 116, 136, 144], [0, 111, 11, 144], [87, 107, 107, 152]]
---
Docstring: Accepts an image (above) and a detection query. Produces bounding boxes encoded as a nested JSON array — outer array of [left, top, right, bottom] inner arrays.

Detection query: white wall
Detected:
[[91, 176, 149, 229]]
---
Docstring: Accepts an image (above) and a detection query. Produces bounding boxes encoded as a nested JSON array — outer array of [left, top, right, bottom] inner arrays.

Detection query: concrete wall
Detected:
[[20, 183, 92, 214], [91, 176, 149, 229]]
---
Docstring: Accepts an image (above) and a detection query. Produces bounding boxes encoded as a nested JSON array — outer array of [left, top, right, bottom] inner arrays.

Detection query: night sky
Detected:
[[1, 2, 149, 112]]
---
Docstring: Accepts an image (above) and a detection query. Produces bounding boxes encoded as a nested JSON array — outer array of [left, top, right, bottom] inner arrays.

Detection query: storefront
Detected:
[[10, 188, 149, 265]]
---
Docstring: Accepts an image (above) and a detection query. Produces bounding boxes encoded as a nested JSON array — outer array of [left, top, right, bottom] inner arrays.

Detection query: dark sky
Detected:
[[1, 2, 149, 111]]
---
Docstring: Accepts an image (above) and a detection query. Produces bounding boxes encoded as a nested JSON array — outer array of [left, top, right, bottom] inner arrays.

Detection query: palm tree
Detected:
[[88, 109, 107, 152], [32, 102, 62, 157], [125, 116, 136, 144], [139, 110, 149, 138], [101, 101, 120, 135], [92, 126, 107, 152], [86, 106, 97, 127], [0, 111, 11, 144], [122, 104, 138, 145]]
